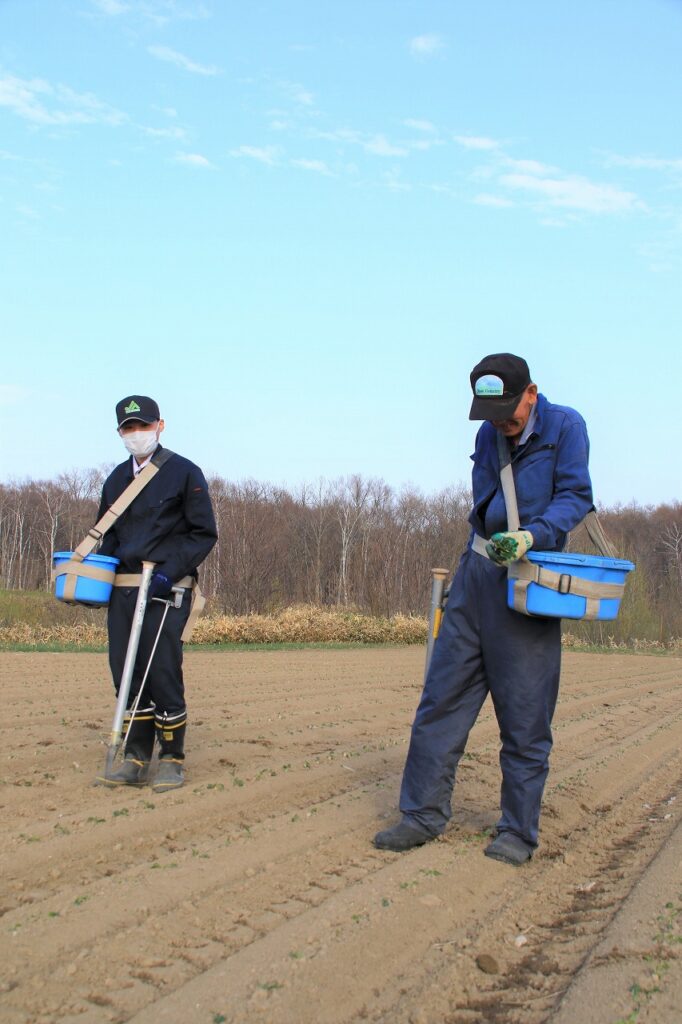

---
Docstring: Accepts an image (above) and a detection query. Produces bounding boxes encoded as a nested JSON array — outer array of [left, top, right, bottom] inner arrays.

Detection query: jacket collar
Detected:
[[124, 443, 163, 480]]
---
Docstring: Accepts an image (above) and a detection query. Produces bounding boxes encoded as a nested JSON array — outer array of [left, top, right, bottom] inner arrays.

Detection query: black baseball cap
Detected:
[[116, 395, 160, 427], [469, 353, 532, 421]]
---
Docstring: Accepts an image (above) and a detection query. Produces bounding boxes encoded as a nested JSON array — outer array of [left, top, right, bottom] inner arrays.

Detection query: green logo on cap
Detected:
[[124, 400, 141, 414]]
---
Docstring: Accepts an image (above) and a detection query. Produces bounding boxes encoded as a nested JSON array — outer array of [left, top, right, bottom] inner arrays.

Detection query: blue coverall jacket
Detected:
[[399, 393, 594, 848], [468, 393, 593, 548]]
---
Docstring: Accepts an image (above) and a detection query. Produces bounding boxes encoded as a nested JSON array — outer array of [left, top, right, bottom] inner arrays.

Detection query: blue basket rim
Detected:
[[53, 551, 120, 566], [527, 550, 634, 571]]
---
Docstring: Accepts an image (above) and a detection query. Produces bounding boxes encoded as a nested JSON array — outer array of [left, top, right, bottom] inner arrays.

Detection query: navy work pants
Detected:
[[107, 586, 191, 718], [400, 548, 561, 847]]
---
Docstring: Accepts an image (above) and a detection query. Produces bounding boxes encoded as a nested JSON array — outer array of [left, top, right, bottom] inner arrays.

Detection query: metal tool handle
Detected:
[[108, 560, 155, 747], [424, 568, 449, 683]]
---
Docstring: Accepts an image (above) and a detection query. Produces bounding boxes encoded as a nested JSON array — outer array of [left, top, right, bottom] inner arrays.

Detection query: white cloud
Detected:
[[174, 152, 214, 168], [637, 237, 679, 273], [409, 34, 445, 57], [279, 80, 314, 106], [291, 158, 331, 175], [0, 72, 125, 126], [314, 128, 363, 145], [607, 154, 682, 172], [0, 384, 31, 407], [382, 170, 411, 192], [503, 157, 556, 175], [230, 145, 280, 165], [408, 139, 441, 151], [365, 134, 408, 157], [148, 44, 218, 76], [90, 0, 129, 13], [403, 118, 437, 133], [454, 135, 500, 151], [142, 124, 187, 140], [91, 1, 210, 24], [474, 193, 515, 208], [500, 172, 639, 213], [16, 204, 40, 220]]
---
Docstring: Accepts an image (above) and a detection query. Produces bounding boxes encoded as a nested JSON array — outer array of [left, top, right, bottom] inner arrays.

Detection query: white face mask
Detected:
[[122, 429, 159, 458]]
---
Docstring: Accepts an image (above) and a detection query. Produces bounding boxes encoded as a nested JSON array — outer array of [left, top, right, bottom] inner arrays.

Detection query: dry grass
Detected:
[[0, 621, 109, 648], [1, 592, 680, 652], [0, 605, 427, 648]]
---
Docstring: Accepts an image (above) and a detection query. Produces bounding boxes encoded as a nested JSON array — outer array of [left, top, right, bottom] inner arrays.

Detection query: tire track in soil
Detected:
[[1, 650, 681, 1024]]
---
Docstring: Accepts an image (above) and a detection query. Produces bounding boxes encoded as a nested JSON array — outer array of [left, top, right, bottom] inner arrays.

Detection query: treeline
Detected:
[[0, 471, 680, 642]]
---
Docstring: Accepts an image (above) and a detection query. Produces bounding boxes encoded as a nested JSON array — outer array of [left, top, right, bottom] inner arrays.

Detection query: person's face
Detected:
[[118, 418, 164, 436], [492, 385, 537, 439]]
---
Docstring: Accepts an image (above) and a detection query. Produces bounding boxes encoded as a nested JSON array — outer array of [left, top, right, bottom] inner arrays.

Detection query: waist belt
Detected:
[[50, 560, 118, 602], [471, 533, 625, 619], [114, 574, 205, 642], [507, 560, 625, 619]]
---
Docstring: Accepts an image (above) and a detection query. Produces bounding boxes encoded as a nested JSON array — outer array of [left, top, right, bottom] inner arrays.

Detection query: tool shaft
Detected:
[[108, 561, 155, 747], [424, 568, 449, 684]]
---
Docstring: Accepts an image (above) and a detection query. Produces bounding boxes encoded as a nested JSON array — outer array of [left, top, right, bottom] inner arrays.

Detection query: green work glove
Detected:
[[486, 530, 534, 566]]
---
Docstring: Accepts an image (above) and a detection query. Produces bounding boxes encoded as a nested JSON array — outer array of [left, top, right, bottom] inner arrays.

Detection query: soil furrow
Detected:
[[1, 650, 680, 1024]]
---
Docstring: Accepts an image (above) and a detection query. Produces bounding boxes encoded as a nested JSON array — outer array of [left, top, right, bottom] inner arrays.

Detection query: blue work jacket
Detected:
[[467, 393, 594, 552], [98, 446, 217, 582]]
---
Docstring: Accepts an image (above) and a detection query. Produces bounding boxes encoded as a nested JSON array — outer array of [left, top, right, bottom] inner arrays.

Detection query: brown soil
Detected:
[[1, 649, 681, 1024]]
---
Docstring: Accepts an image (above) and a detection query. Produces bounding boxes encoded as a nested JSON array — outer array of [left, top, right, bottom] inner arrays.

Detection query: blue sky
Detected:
[[1, 0, 681, 506]]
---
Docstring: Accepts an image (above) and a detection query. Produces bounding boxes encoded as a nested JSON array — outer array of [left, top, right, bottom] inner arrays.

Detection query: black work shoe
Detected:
[[151, 758, 185, 793], [97, 757, 149, 787], [484, 832, 533, 866], [374, 821, 434, 852]]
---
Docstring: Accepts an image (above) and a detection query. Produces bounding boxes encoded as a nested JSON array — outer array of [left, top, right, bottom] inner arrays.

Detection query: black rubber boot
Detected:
[[152, 758, 185, 792], [96, 707, 155, 787], [152, 711, 186, 793], [484, 831, 533, 866], [98, 757, 149, 787], [374, 820, 434, 851]]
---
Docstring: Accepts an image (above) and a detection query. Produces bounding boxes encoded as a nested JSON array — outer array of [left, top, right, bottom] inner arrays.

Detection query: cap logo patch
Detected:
[[475, 374, 504, 397], [124, 400, 141, 414]]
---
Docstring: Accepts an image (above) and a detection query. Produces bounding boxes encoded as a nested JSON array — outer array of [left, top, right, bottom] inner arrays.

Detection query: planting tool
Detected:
[[99, 560, 155, 783], [122, 583, 185, 755], [424, 568, 449, 682]]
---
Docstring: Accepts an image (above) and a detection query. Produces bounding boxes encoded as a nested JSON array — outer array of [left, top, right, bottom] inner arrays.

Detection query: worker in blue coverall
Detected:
[[375, 353, 594, 865], [96, 395, 217, 793]]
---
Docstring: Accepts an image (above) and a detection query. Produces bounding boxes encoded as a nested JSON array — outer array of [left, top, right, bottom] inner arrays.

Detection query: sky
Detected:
[[1, 0, 681, 507]]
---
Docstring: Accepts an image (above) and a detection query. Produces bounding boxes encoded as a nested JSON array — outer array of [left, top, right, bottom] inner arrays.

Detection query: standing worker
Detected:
[[96, 395, 217, 793], [375, 354, 593, 864]]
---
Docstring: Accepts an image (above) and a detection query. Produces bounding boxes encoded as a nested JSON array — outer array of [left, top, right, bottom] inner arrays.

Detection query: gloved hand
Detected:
[[148, 571, 173, 599], [486, 530, 534, 566]]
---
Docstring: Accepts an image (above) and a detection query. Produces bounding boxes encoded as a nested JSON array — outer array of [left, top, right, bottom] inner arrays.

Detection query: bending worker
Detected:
[[375, 353, 593, 865], [97, 395, 217, 793]]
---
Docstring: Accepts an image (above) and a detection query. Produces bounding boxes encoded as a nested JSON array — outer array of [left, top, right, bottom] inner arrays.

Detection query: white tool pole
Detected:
[[102, 560, 155, 778]]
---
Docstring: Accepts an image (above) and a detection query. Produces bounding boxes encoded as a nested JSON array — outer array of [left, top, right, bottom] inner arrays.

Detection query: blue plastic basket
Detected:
[[53, 551, 120, 606], [508, 550, 635, 620]]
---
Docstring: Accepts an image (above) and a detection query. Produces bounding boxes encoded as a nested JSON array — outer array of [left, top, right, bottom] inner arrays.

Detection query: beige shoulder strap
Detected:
[[496, 432, 617, 557], [581, 509, 618, 559], [496, 433, 520, 531], [71, 449, 175, 563]]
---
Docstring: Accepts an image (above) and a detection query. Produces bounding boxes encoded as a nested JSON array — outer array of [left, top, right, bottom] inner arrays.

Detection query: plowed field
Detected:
[[1, 649, 681, 1024]]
